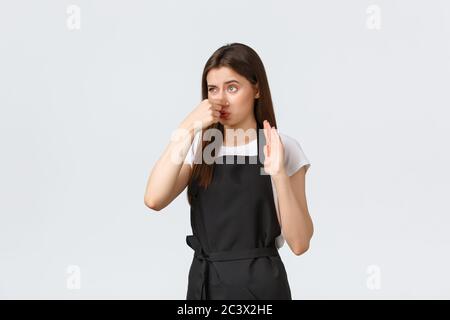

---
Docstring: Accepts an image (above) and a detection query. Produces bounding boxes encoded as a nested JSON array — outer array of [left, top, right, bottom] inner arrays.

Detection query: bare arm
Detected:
[[144, 121, 195, 211], [273, 167, 313, 255], [262, 120, 313, 255], [144, 99, 223, 211]]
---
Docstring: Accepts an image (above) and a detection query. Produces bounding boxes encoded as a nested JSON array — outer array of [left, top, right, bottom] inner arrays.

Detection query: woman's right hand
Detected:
[[144, 99, 224, 211], [181, 99, 224, 133]]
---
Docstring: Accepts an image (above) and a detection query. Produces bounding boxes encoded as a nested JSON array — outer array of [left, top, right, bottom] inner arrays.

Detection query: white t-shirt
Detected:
[[184, 131, 311, 249]]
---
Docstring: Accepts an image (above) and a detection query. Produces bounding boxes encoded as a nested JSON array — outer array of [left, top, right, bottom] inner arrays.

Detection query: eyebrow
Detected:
[[207, 80, 241, 87]]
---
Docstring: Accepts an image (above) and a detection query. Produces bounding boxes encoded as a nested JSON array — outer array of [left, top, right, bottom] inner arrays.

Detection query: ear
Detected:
[[253, 84, 260, 99]]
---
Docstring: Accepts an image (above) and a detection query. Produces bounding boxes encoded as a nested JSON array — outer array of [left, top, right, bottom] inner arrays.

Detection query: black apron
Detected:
[[186, 122, 292, 300]]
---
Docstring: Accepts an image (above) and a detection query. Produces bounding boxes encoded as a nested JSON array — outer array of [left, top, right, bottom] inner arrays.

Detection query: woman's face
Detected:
[[206, 66, 259, 127]]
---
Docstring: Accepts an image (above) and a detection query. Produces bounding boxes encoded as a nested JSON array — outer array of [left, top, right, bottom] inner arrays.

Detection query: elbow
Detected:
[[144, 196, 163, 212], [292, 225, 314, 255], [292, 242, 310, 256]]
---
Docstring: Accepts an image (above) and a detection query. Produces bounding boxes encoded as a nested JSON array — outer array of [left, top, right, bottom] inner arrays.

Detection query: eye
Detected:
[[208, 88, 217, 93], [228, 85, 238, 93]]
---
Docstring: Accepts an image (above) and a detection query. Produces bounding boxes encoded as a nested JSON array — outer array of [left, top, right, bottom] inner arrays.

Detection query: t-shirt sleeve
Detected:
[[184, 131, 201, 167], [279, 133, 311, 176]]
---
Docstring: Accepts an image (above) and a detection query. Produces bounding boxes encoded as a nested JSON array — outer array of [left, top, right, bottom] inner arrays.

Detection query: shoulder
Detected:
[[278, 132, 311, 176]]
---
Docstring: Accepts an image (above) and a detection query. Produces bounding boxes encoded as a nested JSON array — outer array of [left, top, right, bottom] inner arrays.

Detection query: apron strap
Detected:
[[186, 234, 279, 299]]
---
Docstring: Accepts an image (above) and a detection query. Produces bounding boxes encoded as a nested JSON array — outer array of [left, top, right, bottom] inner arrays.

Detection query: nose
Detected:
[[210, 94, 229, 108], [217, 91, 228, 106], [219, 100, 230, 110]]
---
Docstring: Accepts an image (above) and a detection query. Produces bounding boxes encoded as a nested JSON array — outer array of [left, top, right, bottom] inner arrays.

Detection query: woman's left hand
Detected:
[[263, 120, 286, 178]]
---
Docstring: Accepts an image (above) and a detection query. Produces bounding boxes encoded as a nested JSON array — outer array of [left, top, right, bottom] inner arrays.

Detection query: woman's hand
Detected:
[[263, 120, 287, 178], [180, 98, 224, 134]]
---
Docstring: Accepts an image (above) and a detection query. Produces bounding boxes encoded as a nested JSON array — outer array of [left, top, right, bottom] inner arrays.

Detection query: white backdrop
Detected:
[[1, 0, 449, 299]]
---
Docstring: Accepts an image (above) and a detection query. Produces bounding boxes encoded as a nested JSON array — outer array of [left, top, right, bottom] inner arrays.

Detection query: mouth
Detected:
[[220, 111, 230, 119]]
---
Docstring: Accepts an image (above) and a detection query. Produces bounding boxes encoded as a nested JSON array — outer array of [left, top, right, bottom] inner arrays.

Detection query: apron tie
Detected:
[[186, 234, 279, 300]]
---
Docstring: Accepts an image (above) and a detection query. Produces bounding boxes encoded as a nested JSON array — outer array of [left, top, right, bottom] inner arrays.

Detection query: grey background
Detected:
[[1, 0, 449, 299]]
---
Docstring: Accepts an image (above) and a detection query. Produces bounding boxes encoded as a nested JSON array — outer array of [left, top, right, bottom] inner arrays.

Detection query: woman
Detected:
[[144, 43, 313, 300]]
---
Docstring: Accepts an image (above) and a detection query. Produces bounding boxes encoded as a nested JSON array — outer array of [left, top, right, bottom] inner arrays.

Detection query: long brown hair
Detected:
[[187, 43, 278, 205]]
